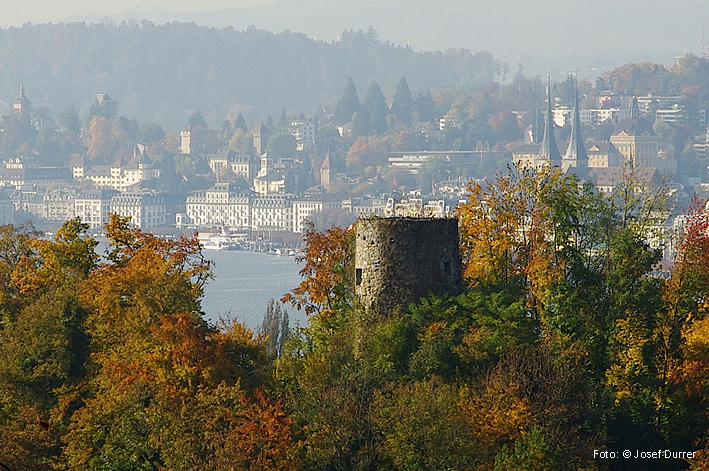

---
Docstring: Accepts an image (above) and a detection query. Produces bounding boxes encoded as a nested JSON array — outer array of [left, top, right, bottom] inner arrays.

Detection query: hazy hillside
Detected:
[[0, 22, 504, 128], [54, 0, 706, 79]]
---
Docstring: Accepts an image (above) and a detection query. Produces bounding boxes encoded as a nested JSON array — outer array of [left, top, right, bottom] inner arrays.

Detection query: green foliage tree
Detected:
[[357, 81, 388, 136], [374, 377, 479, 470], [262, 299, 290, 357], [494, 428, 559, 471], [138, 122, 165, 143], [390, 76, 413, 125], [414, 91, 437, 123], [335, 78, 361, 125], [186, 110, 208, 128], [266, 132, 296, 159], [234, 112, 247, 131]]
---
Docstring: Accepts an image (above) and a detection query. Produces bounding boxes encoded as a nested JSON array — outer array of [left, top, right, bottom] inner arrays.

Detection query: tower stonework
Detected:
[[355, 217, 461, 314]]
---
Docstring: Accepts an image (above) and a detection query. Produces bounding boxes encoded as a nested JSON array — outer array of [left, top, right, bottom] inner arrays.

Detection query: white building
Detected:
[[78, 149, 160, 191], [109, 191, 167, 230], [185, 183, 251, 229], [252, 194, 294, 232], [75, 189, 119, 229], [0, 192, 13, 225], [43, 187, 77, 223], [253, 172, 286, 195], [207, 149, 257, 180], [292, 194, 342, 233], [555, 107, 627, 127], [289, 118, 317, 151]]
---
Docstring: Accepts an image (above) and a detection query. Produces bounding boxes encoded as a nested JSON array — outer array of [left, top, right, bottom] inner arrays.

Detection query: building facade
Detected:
[[185, 183, 251, 229], [109, 191, 167, 230], [75, 189, 119, 228]]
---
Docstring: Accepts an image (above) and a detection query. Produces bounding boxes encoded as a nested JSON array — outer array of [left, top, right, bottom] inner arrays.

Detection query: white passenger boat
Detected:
[[196, 230, 245, 250]]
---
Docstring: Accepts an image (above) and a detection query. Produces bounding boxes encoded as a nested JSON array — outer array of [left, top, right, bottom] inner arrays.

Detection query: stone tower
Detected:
[[355, 217, 462, 314], [320, 151, 333, 191], [180, 126, 192, 155], [253, 122, 271, 156], [13, 84, 30, 117]]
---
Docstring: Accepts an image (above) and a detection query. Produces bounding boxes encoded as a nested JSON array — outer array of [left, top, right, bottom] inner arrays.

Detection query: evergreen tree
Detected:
[[414, 91, 437, 123], [334, 78, 360, 125], [57, 103, 81, 136], [186, 110, 208, 128], [222, 119, 232, 136], [352, 108, 371, 138], [361, 81, 388, 135], [390, 76, 414, 125], [234, 112, 247, 131]]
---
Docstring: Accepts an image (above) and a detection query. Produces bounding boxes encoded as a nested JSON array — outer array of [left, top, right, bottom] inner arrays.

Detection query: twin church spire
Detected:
[[537, 74, 587, 171], [538, 74, 562, 166]]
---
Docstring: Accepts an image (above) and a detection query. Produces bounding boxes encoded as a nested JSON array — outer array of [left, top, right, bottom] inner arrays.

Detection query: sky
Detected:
[[5, 0, 709, 78], [3, 1, 280, 25]]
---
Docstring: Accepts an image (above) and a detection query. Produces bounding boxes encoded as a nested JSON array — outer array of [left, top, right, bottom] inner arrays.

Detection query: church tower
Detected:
[[253, 123, 271, 156], [562, 75, 589, 172], [13, 84, 30, 117], [610, 97, 658, 168], [537, 75, 562, 167], [320, 151, 333, 191]]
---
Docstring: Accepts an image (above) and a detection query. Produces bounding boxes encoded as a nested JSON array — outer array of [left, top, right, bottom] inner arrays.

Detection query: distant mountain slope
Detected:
[[53, 0, 704, 80], [0, 22, 504, 127]]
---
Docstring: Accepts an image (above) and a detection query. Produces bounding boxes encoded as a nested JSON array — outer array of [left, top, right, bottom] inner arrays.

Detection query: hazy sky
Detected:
[[6, 0, 709, 77], [3, 0, 283, 25]]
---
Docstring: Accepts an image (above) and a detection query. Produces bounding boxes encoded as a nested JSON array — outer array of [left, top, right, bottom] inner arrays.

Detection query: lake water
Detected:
[[200, 250, 306, 330]]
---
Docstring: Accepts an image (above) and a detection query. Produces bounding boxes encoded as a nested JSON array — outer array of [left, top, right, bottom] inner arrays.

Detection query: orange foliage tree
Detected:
[[282, 221, 354, 317]]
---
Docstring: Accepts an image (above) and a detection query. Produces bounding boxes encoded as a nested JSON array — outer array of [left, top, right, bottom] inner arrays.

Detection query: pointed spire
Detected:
[[563, 74, 588, 169], [538, 74, 562, 166], [630, 97, 640, 119]]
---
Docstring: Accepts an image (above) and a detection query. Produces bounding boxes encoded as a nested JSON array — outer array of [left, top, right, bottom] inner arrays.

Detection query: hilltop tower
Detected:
[[562, 75, 589, 172], [537, 74, 562, 167], [320, 151, 333, 191], [13, 84, 30, 117], [180, 126, 192, 155], [253, 123, 271, 156], [355, 217, 462, 314]]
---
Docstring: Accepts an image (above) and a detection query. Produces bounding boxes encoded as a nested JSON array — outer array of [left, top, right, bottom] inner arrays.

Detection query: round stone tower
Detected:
[[355, 217, 462, 314]]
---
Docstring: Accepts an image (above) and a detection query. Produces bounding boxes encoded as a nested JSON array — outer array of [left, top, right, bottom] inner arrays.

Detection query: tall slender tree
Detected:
[[361, 81, 388, 135], [334, 78, 360, 125], [390, 76, 414, 125]]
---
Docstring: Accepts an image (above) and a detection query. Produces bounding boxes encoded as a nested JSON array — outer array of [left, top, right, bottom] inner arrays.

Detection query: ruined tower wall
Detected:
[[355, 217, 462, 314]]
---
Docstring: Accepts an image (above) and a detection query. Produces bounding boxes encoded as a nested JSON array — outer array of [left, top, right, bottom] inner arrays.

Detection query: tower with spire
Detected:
[[610, 96, 658, 168], [537, 74, 562, 167], [13, 84, 30, 117], [562, 75, 589, 172], [320, 150, 333, 192]]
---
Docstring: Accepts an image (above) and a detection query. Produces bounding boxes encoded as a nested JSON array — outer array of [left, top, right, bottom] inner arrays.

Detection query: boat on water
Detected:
[[196, 230, 245, 250]]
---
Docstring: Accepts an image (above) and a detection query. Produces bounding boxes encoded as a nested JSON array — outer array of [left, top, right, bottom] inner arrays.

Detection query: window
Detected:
[[356, 268, 362, 286]]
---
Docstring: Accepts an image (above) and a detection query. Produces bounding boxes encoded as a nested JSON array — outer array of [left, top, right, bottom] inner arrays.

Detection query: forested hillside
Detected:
[[0, 22, 504, 127], [4, 167, 709, 469]]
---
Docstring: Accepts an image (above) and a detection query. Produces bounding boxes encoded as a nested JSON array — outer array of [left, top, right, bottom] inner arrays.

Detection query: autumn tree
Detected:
[[0, 219, 96, 470], [84, 116, 131, 163], [282, 222, 354, 318]]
